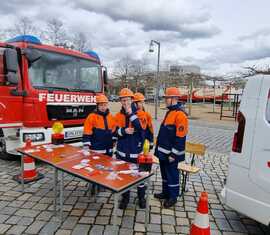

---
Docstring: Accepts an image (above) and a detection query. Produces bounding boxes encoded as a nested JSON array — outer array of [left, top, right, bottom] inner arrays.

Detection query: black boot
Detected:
[[138, 198, 146, 209], [154, 192, 169, 200], [91, 183, 96, 195], [119, 192, 130, 209], [163, 198, 177, 208], [137, 184, 146, 209]]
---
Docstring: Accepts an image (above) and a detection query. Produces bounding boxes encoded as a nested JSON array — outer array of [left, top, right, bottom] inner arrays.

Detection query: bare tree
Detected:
[[113, 55, 134, 88], [71, 32, 91, 52], [44, 18, 67, 45], [8, 17, 37, 37], [242, 65, 270, 77]]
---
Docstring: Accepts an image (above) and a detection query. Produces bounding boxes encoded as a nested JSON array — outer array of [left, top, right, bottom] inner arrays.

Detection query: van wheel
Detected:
[[0, 131, 18, 161]]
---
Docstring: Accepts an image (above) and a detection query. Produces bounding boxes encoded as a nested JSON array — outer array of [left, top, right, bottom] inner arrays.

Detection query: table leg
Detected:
[[60, 171, 64, 221], [21, 154, 24, 192], [88, 183, 91, 200], [191, 153, 195, 166], [145, 178, 150, 229], [113, 193, 119, 234], [54, 168, 58, 216]]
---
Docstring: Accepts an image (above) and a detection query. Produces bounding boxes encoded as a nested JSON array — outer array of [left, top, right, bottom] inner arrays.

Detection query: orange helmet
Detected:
[[164, 87, 181, 97], [119, 88, 134, 98], [133, 92, 145, 102], [96, 94, 108, 103]]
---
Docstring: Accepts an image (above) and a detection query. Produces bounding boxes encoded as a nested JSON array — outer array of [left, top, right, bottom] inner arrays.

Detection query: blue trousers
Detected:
[[159, 160, 180, 199]]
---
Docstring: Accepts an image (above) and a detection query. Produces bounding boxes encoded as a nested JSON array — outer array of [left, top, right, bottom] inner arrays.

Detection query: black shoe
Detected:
[[138, 198, 146, 209], [154, 192, 168, 200], [119, 197, 129, 209], [163, 198, 177, 208]]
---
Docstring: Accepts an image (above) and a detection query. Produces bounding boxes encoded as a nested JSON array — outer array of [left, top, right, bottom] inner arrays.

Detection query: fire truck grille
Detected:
[[47, 105, 96, 120]]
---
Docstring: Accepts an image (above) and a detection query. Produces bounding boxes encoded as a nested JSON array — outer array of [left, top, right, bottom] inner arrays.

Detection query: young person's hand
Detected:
[[125, 127, 134, 134]]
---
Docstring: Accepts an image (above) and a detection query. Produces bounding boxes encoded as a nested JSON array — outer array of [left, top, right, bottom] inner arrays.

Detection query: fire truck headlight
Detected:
[[23, 133, 45, 142]]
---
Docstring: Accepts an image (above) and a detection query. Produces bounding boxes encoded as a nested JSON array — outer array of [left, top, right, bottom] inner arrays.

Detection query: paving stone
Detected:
[[17, 217, 34, 226], [229, 220, 247, 233], [21, 201, 36, 209], [8, 200, 25, 208], [124, 209, 136, 217], [147, 223, 161, 232], [79, 216, 95, 224], [215, 219, 233, 231], [71, 224, 91, 235], [36, 211, 53, 221], [211, 230, 222, 235], [162, 224, 175, 233], [89, 225, 104, 235], [32, 203, 49, 210], [84, 210, 98, 217], [103, 225, 117, 235], [70, 209, 84, 216], [55, 229, 72, 235], [211, 209, 226, 219], [99, 208, 112, 216], [24, 221, 46, 234], [0, 214, 10, 223], [175, 225, 190, 234], [122, 216, 134, 229], [150, 206, 160, 213], [6, 225, 27, 235], [134, 223, 146, 232], [176, 217, 190, 226], [61, 216, 79, 230], [39, 221, 61, 235], [161, 209, 174, 215], [0, 224, 11, 234], [162, 215, 175, 225], [15, 209, 40, 218], [136, 211, 145, 223], [1, 206, 18, 215], [150, 214, 161, 224], [95, 216, 110, 225], [17, 193, 32, 201]]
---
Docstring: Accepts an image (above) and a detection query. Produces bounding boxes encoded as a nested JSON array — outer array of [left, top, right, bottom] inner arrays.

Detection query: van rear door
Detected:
[[249, 75, 270, 193]]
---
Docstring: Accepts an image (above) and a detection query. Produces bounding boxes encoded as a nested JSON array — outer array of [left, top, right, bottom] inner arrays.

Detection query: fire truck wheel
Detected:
[[0, 131, 17, 161]]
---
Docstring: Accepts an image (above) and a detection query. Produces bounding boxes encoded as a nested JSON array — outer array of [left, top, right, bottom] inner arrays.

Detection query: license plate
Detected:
[[64, 130, 83, 139]]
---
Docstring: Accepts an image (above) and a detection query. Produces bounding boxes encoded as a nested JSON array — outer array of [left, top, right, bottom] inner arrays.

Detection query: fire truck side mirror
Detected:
[[102, 66, 108, 92], [24, 48, 41, 65], [3, 48, 19, 85]]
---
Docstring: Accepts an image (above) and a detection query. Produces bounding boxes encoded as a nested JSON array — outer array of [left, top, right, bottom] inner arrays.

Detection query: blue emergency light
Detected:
[[84, 50, 100, 62], [6, 35, 42, 45]]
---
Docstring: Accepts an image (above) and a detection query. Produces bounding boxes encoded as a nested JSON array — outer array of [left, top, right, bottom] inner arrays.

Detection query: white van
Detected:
[[221, 74, 270, 226]]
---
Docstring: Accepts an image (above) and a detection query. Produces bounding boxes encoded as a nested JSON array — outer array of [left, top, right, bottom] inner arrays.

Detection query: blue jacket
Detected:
[[115, 106, 146, 163], [83, 109, 116, 156], [154, 103, 188, 162]]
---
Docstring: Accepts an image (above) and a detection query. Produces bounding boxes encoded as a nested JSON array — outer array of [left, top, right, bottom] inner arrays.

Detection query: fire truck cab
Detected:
[[221, 74, 270, 226], [0, 35, 107, 160]]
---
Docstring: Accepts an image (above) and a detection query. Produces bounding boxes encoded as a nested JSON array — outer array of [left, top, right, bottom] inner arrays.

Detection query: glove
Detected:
[[168, 156, 175, 163]]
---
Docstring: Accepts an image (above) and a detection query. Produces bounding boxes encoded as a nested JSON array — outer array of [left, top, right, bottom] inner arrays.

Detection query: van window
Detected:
[[266, 89, 270, 123]]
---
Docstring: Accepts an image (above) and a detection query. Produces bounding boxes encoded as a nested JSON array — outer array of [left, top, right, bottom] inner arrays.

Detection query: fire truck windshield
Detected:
[[28, 49, 102, 92]]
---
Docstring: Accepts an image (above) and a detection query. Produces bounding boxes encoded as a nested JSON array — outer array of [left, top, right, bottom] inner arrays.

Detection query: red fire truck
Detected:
[[0, 35, 107, 160]]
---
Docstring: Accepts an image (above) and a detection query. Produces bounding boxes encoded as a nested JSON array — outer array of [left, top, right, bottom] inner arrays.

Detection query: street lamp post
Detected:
[[149, 40, 160, 120]]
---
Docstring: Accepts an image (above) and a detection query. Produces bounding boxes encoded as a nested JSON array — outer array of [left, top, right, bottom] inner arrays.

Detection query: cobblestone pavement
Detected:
[[0, 122, 269, 235]]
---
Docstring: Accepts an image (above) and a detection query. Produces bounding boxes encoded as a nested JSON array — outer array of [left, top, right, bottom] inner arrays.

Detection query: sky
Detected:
[[1, 0, 270, 77]]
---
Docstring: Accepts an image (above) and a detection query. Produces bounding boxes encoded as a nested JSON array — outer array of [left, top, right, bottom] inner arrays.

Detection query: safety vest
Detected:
[[155, 103, 188, 162], [83, 109, 116, 156]]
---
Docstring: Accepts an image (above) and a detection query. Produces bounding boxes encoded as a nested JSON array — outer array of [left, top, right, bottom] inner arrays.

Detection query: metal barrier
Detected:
[[220, 93, 242, 121]]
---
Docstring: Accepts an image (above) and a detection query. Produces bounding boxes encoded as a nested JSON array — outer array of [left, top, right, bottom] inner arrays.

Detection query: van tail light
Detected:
[[232, 111, 246, 153]]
